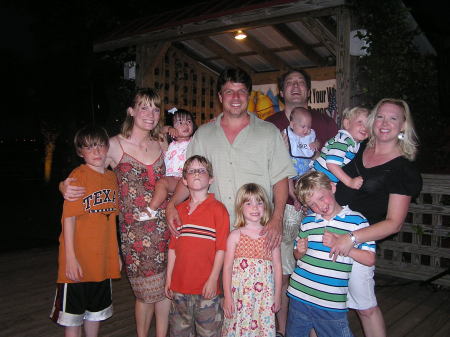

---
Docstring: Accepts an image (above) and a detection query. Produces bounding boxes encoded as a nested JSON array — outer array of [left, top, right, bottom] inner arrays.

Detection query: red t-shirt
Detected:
[[169, 194, 230, 294]]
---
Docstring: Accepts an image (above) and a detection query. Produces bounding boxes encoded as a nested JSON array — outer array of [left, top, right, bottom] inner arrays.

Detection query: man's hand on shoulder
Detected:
[[60, 177, 86, 201], [262, 216, 282, 251], [166, 202, 181, 237]]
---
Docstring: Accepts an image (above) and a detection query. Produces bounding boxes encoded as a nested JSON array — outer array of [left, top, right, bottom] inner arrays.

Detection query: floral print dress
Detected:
[[222, 232, 276, 337], [113, 151, 170, 303]]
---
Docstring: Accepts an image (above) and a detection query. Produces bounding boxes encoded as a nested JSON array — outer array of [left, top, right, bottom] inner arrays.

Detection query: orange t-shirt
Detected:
[[57, 165, 121, 283]]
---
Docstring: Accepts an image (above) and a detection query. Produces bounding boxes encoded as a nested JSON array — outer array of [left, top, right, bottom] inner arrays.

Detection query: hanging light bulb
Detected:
[[234, 30, 247, 40]]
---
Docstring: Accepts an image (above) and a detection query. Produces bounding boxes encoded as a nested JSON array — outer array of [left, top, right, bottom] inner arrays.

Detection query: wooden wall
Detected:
[[137, 42, 338, 126], [377, 174, 450, 287], [137, 44, 220, 126]]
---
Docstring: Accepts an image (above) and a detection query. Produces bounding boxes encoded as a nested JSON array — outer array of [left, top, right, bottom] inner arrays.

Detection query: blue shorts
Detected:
[[286, 299, 353, 337]]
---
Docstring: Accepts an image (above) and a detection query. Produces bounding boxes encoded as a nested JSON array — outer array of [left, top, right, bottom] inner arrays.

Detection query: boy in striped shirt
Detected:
[[165, 155, 230, 337], [312, 106, 369, 190], [286, 171, 375, 337]]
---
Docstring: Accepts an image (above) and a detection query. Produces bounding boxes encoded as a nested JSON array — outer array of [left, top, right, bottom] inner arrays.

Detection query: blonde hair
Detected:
[[366, 98, 418, 160], [295, 171, 333, 206], [121, 88, 164, 141], [341, 106, 369, 128], [234, 183, 271, 228]]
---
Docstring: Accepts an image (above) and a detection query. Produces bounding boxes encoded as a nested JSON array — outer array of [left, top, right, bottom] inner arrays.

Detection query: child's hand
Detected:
[[348, 176, 363, 190], [294, 238, 308, 260], [66, 257, 83, 282], [202, 278, 217, 299], [223, 295, 234, 319], [309, 140, 320, 152], [272, 295, 282, 313], [165, 280, 173, 300], [167, 127, 179, 139]]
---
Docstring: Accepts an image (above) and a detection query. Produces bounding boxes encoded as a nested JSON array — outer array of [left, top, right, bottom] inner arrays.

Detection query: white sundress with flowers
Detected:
[[222, 232, 276, 337]]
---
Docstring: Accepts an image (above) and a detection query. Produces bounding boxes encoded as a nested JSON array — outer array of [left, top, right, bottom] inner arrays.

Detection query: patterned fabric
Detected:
[[313, 129, 359, 183], [113, 152, 170, 303], [170, 292, 223, 337], [287, 206, 375, 312], [222, 233, 276, 337], [164, 139, 190, 177], [129, 272, 166, 304]]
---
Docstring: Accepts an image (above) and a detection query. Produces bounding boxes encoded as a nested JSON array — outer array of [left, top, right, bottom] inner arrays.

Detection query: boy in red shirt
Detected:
[[50, 125, 121, 337], [165, 155, 230, 337]]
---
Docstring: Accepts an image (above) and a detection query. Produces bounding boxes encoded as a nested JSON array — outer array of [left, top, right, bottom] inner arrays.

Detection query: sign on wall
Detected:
[[251, 79, 338, 124]]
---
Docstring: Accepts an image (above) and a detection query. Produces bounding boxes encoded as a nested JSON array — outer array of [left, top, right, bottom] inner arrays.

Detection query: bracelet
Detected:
[[348, 232, 359, 247]]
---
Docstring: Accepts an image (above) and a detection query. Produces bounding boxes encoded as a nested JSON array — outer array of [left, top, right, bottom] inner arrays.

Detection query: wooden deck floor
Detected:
[[2, 246, 450, 337]]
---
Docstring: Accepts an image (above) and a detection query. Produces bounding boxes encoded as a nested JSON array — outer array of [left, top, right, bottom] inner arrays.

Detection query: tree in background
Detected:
[[349, 0, 448, 173]]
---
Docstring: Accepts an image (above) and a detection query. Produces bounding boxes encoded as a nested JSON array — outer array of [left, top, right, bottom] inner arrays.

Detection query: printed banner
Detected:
[[250, 79, 338, 123]]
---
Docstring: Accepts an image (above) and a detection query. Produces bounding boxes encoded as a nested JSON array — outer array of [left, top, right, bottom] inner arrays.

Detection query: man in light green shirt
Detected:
[[166, 68, 296, 250]]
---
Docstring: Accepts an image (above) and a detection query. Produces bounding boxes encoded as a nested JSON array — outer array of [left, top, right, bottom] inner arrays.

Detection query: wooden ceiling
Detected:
[[94, 0, 345, 75]]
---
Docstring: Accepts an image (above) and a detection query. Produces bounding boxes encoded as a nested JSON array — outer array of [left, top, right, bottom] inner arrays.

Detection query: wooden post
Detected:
[[135, 41, 171, 88], [336, 7, 351, 116]]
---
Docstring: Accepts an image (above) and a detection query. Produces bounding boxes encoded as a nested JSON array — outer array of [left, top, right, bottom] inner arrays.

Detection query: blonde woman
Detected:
[[323, 98, 422, 337], [61, 88, 171, 337]]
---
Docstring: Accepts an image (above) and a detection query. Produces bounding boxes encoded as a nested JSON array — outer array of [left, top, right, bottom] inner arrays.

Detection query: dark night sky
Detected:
[[1, 0, 448, 139]]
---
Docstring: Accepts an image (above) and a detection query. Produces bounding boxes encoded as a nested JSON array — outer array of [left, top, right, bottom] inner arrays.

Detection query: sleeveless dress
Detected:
[[222, 233, 276, 337], [113, 148, 170, 303]]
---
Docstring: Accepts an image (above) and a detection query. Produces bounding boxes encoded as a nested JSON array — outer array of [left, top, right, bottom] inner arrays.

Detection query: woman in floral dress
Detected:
[[222, 183, 282, 337], [62, 88, 171, 337]]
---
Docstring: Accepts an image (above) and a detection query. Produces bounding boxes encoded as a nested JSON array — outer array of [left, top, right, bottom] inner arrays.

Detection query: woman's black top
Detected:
[[335, 142, 422, 225]]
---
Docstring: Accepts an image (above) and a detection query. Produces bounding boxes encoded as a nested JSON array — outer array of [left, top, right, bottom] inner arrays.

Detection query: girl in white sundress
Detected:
[[222, 183, 282, 337], [139, 108, 196, 221]]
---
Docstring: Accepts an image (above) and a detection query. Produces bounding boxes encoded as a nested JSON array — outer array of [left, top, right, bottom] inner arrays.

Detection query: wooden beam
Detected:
[[135, 41, 171, 88], [335, 6, 351, 118], [300, 16, 337, 56], [272, 23, 326, 66], [172, 42, 222, 74], [197, 37, 254, 75], [94, 2, 345, 52], [204, 46, 299, 60], [316, 16, 337, 37], [241, 35, 289, 71]]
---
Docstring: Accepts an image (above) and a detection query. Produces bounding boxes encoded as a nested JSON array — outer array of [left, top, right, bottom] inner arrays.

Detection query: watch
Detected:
[[348, 232, 359, 247]]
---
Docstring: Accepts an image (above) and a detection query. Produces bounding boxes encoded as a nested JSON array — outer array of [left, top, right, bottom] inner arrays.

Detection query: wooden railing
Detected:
[[376, 174, 450, 286]]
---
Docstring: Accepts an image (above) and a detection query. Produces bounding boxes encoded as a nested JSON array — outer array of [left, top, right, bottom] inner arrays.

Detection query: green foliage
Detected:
[[349, 0, 447, 172]]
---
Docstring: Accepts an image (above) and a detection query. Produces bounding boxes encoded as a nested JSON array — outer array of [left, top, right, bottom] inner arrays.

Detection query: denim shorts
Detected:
[[286, 299, 353, 337]]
